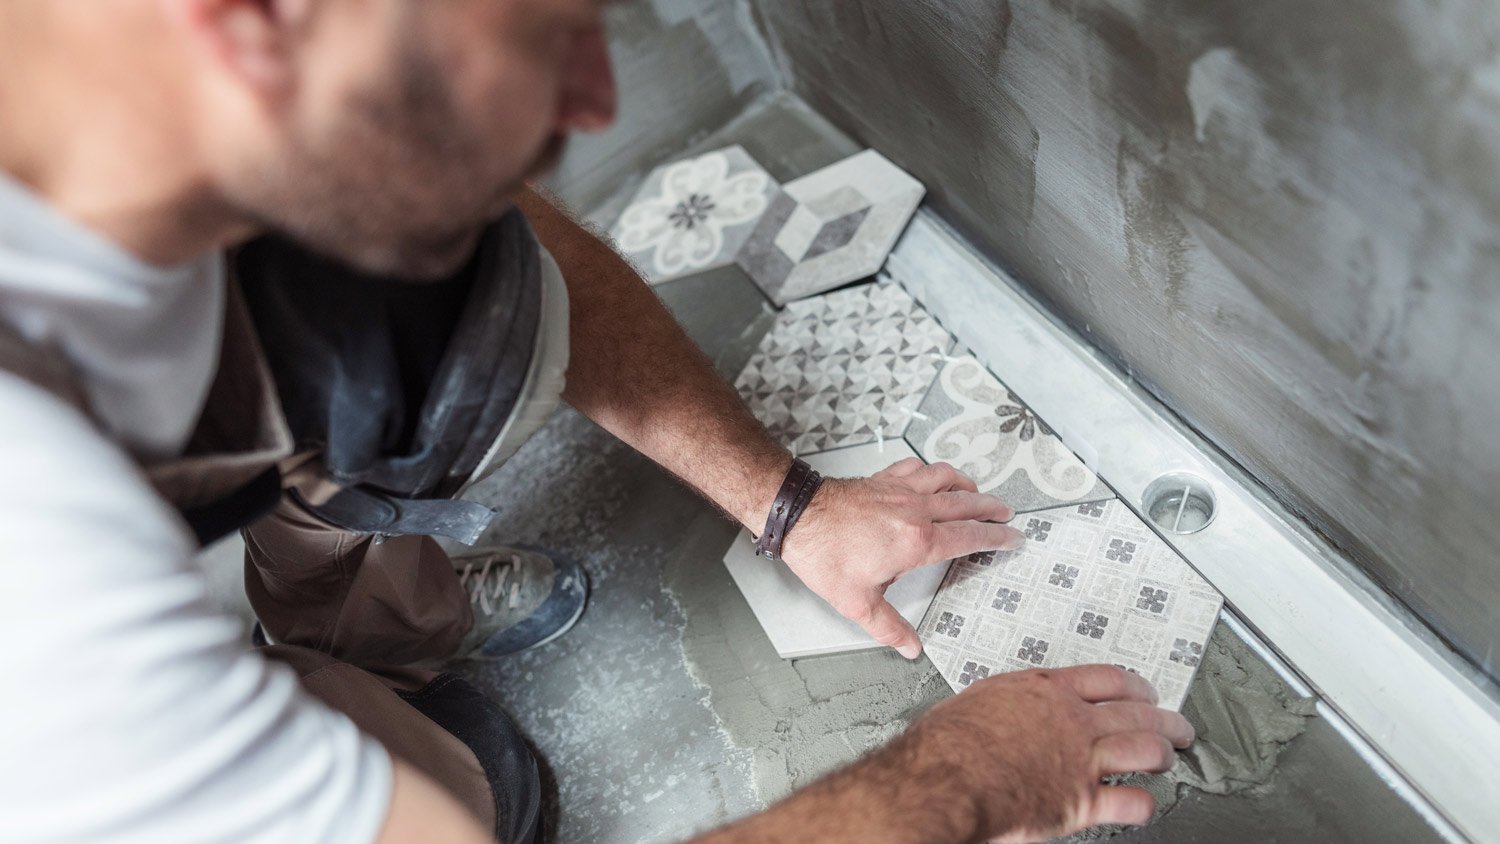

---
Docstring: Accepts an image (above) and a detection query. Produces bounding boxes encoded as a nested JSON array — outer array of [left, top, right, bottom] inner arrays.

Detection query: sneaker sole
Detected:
[[523, 569, 589, 651], [465, 559, 590, 659]]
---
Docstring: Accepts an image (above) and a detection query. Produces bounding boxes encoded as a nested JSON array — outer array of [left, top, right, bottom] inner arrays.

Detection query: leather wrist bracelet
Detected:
[[754, 458, 824, 561]]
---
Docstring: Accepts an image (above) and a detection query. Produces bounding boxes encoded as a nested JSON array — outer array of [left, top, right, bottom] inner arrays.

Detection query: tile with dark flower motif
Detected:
[[916, 498, 1221, 710], [904, 353, 1112, 514], [736, 150, 924, 305], [610, 145, 783, 285]]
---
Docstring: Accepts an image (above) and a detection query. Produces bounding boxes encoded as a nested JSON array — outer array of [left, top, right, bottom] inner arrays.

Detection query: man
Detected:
[[0, 1, 1193, 842]]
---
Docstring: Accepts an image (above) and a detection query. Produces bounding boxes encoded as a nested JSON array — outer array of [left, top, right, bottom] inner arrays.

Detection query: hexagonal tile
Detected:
[[904, 353, 1113, 514], [722, 440, 954, 658], [736, 150, 924, 306], [733, 282, 954, 456], [917, 498, 1222, 710], [610, 145, 783, 285]]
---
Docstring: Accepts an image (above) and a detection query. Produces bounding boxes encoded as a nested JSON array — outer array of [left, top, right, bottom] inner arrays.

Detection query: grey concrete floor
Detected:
[[195, 95, 1450, 843]]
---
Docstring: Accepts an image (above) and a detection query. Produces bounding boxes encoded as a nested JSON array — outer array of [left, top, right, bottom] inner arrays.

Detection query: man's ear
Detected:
[[160, 0, 314, 94]]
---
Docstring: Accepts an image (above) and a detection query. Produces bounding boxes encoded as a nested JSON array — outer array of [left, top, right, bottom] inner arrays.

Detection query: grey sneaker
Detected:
[[453, 545, 589, 660]]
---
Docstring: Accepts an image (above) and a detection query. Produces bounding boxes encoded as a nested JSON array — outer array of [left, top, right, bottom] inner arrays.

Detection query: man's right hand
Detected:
[[905, 664, 1195, 842], [780, 458, 1022, 659], [693, 664, 1194, 844]]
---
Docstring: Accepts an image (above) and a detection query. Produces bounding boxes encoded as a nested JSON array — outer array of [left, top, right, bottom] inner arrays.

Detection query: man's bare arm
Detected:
[[517, 186, 790, 530], [691, 666, 1195, 844], [518, 187, 1024, 657]]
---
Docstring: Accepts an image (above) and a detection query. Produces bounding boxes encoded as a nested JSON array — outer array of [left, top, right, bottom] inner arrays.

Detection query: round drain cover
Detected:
[[1143, 472, 1217, 534]]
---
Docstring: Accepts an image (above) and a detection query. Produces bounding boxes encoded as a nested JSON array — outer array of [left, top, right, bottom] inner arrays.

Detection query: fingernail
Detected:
[[993, 500, 1015, 522], [898, 642, 922, 660], [1002, 530, 1026, 551]]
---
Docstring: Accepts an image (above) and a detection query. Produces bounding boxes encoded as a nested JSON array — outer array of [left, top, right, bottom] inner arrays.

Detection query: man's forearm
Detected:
[[693, 665, 1192, 844], [518, 187, 788, 528], [691, 730, 981, 844]]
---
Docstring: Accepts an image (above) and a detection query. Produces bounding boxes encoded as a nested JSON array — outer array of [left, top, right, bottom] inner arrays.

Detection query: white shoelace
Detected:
[[460, 555, 524, 616]]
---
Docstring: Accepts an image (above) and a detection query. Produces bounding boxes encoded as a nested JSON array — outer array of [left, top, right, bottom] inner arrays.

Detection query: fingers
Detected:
[[846, 596, 922, 660], [1093, 731, 1178, 776], [930, 520, 1025, 561], [1095, 702, 1196, 749], [1052, 664, 1159, 705], [925, 490, 1014, 524], [905, 462, 980, 494], [1084, 785, 1157, 828]]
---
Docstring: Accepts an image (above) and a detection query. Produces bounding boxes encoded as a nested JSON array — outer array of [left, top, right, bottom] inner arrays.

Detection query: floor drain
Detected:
[[1143, 472, 1217, 534]]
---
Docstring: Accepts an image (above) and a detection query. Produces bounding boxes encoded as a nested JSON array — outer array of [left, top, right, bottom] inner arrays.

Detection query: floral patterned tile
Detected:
[[611, 145, 782, 285], [736, 150, 924, 306], [904, 354, 1112, 514], [721, 440, 953, 659], [734, 281, 954, 456], [918, 498, 1222, 711]]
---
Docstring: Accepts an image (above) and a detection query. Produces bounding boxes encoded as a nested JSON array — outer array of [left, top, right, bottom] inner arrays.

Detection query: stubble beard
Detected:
[[232, 35, 568, 281]]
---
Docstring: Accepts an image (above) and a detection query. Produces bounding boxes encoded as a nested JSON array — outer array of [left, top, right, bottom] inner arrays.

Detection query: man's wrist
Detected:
[[715, 728, 983, 844], [888, 721, 988, 842], [733, 451, 795, 530], [751, 458, 823, 560]]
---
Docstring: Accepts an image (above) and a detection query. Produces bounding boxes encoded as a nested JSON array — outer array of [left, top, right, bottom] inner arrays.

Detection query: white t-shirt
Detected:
[[0, 175, 391, 843]]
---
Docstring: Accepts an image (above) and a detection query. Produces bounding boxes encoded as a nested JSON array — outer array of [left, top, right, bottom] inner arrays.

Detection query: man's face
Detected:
[[219, 0, 616, 278]]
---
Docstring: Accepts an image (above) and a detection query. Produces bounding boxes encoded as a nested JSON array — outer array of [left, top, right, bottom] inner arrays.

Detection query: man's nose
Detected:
[[556, 25, 617, 133]]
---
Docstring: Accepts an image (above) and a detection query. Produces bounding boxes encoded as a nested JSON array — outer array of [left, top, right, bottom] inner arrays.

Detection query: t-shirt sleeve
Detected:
[[0, 372, 392, 844]]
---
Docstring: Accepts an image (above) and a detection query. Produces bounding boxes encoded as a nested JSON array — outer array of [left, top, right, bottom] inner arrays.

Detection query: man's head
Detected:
[[86, 0, 616, 276]]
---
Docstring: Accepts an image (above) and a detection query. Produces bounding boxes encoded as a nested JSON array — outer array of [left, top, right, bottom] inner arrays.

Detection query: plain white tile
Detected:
[[722, 440, 953, 659]]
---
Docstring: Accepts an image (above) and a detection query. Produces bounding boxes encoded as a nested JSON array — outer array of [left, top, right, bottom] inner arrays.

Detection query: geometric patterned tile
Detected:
[[918, 498, 1222, 710], [734, 282, 954, 456], [721, 440, 953, 658], [611, 145, 783, 285], [737, 150, 924, 305], [905, 354, 1112, 514]]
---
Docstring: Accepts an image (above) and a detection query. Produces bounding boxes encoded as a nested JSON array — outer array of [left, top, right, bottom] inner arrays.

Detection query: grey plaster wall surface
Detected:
[[745, 0, 1500, 679], [548, 0, 780, 214]]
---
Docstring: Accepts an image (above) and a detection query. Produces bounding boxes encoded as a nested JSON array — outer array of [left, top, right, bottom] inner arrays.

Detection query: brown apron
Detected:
[[0, 277, 290, 539], [0, 276, 504, 835]]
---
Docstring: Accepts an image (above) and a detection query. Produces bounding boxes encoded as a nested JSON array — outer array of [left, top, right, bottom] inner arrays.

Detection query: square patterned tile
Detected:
[[737, 150, 924, 305], [610, 145, 782, 285], [734, 282, 954, 456], [905, 354, 1111, 514], [722, 440, 953, 659], [918, 498, 1221, 710]]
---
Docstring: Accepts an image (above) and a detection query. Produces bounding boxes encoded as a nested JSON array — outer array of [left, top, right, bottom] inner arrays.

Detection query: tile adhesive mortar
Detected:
[[669, 540, 1316, 833]]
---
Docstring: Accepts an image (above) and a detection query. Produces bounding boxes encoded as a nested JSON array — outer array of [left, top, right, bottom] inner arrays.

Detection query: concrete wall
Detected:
[[739, 1, 1500, 678], [550, 0, 779, 213]]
